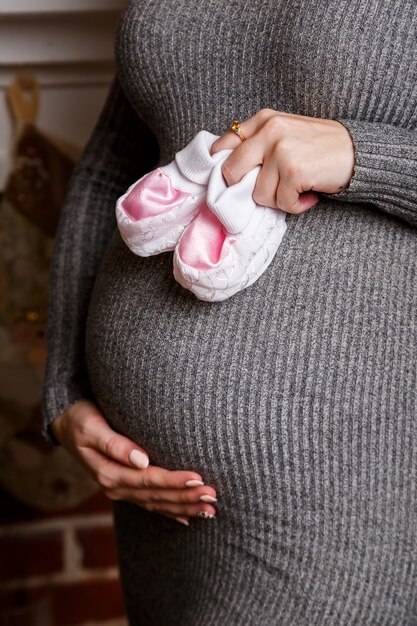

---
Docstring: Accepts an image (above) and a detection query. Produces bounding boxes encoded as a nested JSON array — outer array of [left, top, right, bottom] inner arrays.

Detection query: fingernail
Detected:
[[199, 495, 217, 503], [175, 516, 190, 526], [196, 511, 216, 519], [185, 479, 204, 487], [129, 449, 149, 469]]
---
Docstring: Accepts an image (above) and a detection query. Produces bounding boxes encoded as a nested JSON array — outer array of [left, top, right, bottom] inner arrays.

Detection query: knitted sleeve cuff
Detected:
[[41, 377, 94, 446], [322, 118, 417, 227], [40, 75, 159, 447]]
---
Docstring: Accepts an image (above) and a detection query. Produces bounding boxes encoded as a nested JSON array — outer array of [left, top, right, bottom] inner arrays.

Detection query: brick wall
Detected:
[[0, 486, 128, 626]]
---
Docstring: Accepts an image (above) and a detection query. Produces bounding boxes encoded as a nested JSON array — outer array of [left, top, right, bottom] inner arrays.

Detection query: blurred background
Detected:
[[0, 2, 129, 625]]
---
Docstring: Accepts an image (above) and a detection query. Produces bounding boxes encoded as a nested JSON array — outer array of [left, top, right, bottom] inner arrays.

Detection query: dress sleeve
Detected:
[[322, 118, 417, 227], [41, 75, 159, 445]]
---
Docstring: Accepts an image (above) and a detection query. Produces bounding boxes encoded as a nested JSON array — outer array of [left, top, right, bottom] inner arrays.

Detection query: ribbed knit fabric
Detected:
[[41, 1, 417, 623]]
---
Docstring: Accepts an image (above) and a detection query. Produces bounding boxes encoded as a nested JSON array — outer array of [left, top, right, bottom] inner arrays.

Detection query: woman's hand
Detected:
[[50, 399, 217, 526], [210, 108, 355, 214]]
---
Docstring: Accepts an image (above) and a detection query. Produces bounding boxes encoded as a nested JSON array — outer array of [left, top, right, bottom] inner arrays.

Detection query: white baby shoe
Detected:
[[116, 131, 224, 256], [172, 157, 288, 301], [116, 129, 288, 301]]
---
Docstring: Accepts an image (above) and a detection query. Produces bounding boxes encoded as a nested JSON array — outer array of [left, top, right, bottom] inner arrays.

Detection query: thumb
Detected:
[[298, 190, 319, 211], [90, 413, 150, 469], [276, 181, 319, 214]]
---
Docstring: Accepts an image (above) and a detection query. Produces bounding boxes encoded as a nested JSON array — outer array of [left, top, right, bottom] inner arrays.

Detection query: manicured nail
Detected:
[[199, 495, 217, 503], [196, 511, 216, 519], [129, 449, 149, 469], [175, 516, 190, 526], [185, 479, 204, 487]]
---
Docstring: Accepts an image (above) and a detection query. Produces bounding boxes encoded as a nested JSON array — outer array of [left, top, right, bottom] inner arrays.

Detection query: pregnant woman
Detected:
[[42, 1, 417, 624]]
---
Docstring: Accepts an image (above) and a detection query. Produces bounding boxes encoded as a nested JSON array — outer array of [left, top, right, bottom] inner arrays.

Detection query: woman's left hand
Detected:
[[210, 108, 355, 214]]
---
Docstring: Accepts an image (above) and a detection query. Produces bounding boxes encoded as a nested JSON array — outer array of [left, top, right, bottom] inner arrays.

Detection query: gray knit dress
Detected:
[[41, 1, 417, 624]]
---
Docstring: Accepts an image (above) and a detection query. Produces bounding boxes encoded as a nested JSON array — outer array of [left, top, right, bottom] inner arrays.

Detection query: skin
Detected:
[[210, 108, 355, 212], [51, 109, 354, 526], [50, 400, 217, 526]]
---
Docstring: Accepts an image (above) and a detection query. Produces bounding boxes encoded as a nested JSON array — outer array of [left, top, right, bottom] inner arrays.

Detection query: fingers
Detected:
[[212, 110, 290, 189], [80, 446, 208, 492], [106, 490, 217, 519], [111, 484, 217, 505], [276, 176, 319, 214], [298, 190, 320, 211], [210, 107, 278, 154], [210, 116, 256, 154], [209, 109, 346, 215], [218, 141, 319, 213], [84, 412, 150, 469], [76, 405, 204, 484], [164, 512, 191, 526], [56, 400, 216, 525], [69, 403, 149, 469], [118, 466, 216, 496], [219, 137, 264, 187], [252, 153, 280, 209], [84, 449, 217, 516], [209, 110, 324, 216], [81, 447, 218, 520], [221, 139, 319, 214], [210, 128, 241, 154], [213, 114, 277, 187]]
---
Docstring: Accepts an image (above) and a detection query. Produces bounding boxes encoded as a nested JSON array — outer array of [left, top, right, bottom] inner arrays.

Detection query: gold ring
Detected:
[[229, 119, 246, 142]]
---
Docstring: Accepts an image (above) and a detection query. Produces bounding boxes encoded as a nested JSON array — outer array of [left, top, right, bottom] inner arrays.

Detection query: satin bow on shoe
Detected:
[[116, 130, 288, 301]]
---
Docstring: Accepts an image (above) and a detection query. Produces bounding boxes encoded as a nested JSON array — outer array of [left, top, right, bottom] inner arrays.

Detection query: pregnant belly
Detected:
[[85, 200, 417, 497]]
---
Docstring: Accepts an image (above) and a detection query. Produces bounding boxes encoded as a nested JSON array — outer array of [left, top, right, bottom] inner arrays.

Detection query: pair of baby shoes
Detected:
[[116, 130, 287, 301]]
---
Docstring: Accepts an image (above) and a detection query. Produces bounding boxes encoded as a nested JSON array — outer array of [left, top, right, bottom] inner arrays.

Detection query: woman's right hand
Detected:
[[49, 399, 218, 526]]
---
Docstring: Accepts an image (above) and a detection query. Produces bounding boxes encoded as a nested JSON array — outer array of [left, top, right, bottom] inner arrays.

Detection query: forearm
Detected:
[[41, 76, 159, 444]]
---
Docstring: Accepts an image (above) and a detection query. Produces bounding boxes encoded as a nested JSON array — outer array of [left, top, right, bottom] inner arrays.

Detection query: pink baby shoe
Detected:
[[116, 131, 224, 256], [173, 157, 287, 301], [116, 129, 288, 301]]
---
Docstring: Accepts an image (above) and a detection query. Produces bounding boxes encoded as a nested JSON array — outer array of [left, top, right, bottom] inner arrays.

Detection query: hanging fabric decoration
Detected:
[[0, 75, 99, 511], [4, 74, 80, 238]]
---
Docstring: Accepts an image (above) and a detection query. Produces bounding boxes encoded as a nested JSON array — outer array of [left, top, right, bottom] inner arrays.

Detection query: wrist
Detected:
[[49, 398, 88, 443]]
